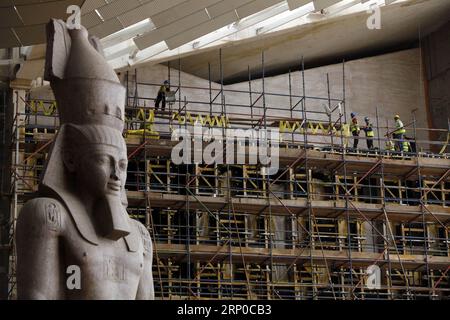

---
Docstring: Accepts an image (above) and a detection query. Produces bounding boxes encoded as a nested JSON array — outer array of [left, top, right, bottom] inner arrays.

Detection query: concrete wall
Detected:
[[238, 48, 427, 138], [424, 20, 450, 148], [128, 48, 428, 147]]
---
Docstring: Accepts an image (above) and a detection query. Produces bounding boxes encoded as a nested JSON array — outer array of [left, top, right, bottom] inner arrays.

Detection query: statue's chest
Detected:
[[62, 236, 144, 298]]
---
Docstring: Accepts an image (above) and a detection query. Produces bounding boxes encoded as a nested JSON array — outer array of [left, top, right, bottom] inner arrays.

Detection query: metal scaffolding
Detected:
[[5, 52, 450, 300]]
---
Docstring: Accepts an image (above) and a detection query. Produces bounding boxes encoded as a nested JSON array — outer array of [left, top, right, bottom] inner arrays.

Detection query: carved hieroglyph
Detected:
[[16, 20, 154, 300]]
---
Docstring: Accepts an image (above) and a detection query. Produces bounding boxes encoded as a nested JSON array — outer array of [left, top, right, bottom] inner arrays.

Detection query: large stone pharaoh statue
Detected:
[[15, 20, 154, 299]]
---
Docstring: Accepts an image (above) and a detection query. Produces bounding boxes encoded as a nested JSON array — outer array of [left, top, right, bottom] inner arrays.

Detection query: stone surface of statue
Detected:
[[15, 19, 154, 300]]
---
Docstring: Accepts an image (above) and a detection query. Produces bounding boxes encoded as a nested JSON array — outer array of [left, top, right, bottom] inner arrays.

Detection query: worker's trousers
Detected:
[[393, 133, 403, 151], [352, 132, 359, 149], [367, 138, 373, 150], [155, 92, 166, 111]]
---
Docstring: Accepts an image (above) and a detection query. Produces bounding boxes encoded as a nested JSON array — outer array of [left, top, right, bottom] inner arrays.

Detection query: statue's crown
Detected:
[[45, 20, 125, 132]]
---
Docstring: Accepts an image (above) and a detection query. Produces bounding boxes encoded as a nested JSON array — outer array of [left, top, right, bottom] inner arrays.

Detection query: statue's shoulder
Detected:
[[129, 219, 153, 256], [17, 197, 68, 235]]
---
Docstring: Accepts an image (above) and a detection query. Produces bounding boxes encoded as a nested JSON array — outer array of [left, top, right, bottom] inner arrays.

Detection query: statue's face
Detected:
[[75, 144, 128, 198]]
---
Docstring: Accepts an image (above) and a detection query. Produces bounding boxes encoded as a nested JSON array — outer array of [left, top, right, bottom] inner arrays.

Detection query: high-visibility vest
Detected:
[[403, 141, 410, 152], [365, 123, 374, 137], [158, 85, 170, 94], [350, 120, 360, 133], [386, 140, 395, 151], [395, 119, 406, 134]]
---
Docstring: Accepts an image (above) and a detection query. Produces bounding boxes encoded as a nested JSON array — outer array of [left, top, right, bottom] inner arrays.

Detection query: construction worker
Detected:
[[404, 136, 417, 153], [385, 134, 395, 152], [362, 116, 375, 149], [155, 80, 170, 111], [350, 112, 360, 149], [393, 114, 406, 151], [402, 140, 411, 153]]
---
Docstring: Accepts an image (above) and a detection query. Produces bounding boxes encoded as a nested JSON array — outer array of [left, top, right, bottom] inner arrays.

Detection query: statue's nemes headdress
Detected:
[[40, 20, 137, 249]]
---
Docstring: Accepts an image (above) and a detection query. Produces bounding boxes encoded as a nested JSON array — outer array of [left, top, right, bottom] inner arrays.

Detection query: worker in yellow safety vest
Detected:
[[403, 140, 411, 153], [350, 112, 360, 149], [385, 134, 395, 152], [362, 117, 375, 149], [393, 114, 405, 151], [155, 80, 170, 111]]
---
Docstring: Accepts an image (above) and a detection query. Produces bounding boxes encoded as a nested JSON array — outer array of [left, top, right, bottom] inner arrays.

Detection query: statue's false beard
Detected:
[[94, 193, 131, 240]]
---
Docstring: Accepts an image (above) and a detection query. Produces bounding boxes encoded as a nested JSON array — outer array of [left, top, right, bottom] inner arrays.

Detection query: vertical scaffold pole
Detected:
[[248, 66, 253, 122], [209, 63, 212, 117], [327, 73, 334, 150]]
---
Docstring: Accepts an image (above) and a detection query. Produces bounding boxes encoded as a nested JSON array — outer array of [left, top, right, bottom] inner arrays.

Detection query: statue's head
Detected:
[[42, 19, 128, 203], [62, 124, 127, 200], [40, 19, 131, 240]]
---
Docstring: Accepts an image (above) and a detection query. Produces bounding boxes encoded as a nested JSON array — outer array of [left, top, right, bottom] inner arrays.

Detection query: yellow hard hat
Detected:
[[394, 114, 400, 119]]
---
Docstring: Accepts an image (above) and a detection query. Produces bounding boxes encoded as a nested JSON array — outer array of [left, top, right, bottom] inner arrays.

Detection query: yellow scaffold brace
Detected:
[[279, 120, 349, 137], [125, 129, 160, 139], [133, 108, 155, 123], [439, 131, 450, 155], [170, 112, 230, 128], [29, 100, 57, 116], [125, 108, 159, 139]]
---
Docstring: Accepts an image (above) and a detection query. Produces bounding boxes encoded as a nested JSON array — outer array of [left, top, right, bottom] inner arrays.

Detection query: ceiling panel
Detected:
[[256, 2, 313, 34], [155, 10, 210, 39], [88, 17, 123, 39], [87, 0, 188, 36], [165, 10, 237, 49], [287, 0, 313, 10], [11, 0, 46, 5], [117, 5, 151, 28], [102, 20, 154, 48], [313, 0, 342, 11], [0, 28, 21, 48], [186, 1, 290, 51], [82, 10, 103, 29], [141, 0, 189, 18], [13, 23, 46, 46], [151, 0, 222, 28], [134, 9, 210, 49], [97, 0, 141, 21], [206, 0, 254, 18], [0, 6, 23, 28], [81, 0, 108, 13], [16, 0, 84, 25], [237, 0, 285, 18]]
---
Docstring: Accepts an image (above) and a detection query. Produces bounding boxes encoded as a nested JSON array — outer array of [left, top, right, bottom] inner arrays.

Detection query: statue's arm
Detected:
[[16, 198, 64, 300], [136, 225, 155, 300]]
